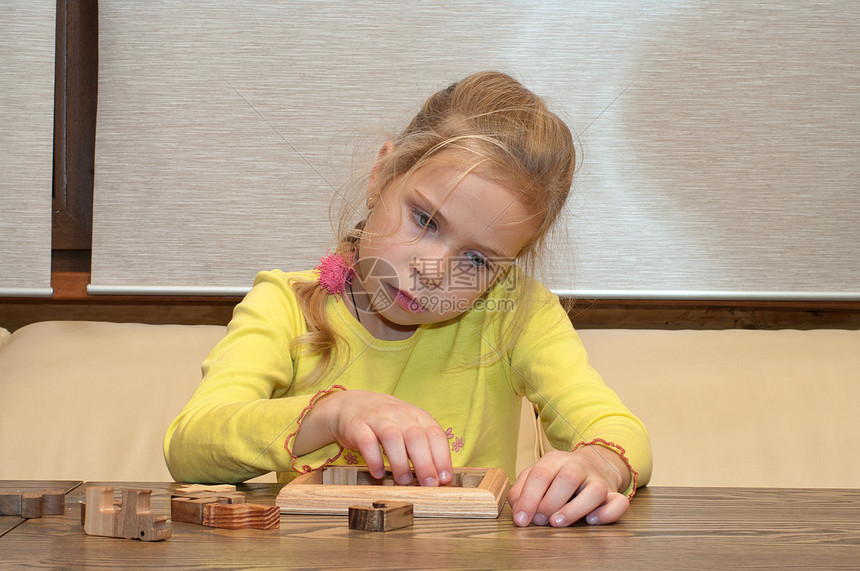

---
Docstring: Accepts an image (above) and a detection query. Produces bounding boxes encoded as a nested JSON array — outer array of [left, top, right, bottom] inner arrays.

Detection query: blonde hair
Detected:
[[292, 71, 576, 384]]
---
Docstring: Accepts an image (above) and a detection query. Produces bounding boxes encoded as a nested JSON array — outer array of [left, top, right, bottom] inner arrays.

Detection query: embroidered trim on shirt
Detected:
[[284, 384, 348, 473], [572, 438, 639, 499]]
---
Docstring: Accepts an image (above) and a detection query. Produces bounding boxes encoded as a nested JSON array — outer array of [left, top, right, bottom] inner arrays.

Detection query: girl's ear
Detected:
[[367, 141, 395, 209]]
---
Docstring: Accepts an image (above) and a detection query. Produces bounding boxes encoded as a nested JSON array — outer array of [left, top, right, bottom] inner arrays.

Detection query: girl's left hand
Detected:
[[507, 447, 631, 527]]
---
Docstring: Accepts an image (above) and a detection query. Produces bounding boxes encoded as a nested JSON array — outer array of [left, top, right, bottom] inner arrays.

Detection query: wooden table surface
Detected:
[[2, 481, 859, 569]]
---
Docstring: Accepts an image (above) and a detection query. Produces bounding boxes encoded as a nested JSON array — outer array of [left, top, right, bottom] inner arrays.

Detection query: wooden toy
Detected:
[[171, 484, 244, 498], [171, 484, 278, 530], [170, 484, 247, 525], [81, 487, 171, 541], [201, 502, 280, 530], [276, 466, 509, 518], [0, 489, 65, 518], [348, 501, 414, 532]]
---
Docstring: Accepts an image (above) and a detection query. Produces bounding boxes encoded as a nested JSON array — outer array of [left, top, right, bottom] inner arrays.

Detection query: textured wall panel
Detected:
[[0, 1, 55, 296], [91, 1, 860, 299]]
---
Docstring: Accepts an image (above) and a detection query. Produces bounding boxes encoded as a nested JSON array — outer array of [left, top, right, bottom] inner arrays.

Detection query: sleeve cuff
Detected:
[[573, 438, 639, 499], [284, 384, 348, 474]]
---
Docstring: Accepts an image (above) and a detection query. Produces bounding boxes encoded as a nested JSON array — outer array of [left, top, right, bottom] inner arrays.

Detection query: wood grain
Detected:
[[348, 502, 413, 532], [52, 0, 97, 252], [170, 484, 270, 529], [2, 484, 859, 569], [171, 484, 244, 498], [170, 485, 248, 526], [81, 487, 171, 541], [277, 467, 509, 518], [0, 481, 79, 538], [0, 490, 64, 518], [200, 503, 280, 530]]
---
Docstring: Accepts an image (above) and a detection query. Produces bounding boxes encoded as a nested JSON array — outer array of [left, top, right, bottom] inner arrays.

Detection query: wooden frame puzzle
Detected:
[[276, 466, 509, 518]]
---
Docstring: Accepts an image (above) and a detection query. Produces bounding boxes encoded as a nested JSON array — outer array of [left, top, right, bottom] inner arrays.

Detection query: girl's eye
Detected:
[[465, 251, 489, 269], [412, 208, 437, 231]]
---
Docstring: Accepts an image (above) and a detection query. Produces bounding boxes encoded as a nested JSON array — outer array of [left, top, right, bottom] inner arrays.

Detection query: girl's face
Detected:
[[355, 155, 535, 339]]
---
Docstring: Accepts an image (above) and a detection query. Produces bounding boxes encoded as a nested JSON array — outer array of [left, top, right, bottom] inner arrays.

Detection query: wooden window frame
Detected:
[[52, 0, 97, 268]]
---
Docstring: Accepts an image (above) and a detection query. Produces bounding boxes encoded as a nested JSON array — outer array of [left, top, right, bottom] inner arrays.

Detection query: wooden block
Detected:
[[171, 490, 246, 503], [0, 489, 65, 518], [348, 501, 413, 532], [80, 497, 121, 526], [172, 484, 240, 497], [171, 497, 207, 525], [201, 502, 280, 530], [323, 466, 359, 485], [83, 487, 119, 538], [82, 487, 171, 541], [170, 485, 247, 525], [119, 489, 171, 541], [460, 473, 486, 488], [0, 493, 22, 516], [171, 495, 239, 525], [277, 466, 509, 518], [40, 489, 66, 515], [20, 493, 43, 519]]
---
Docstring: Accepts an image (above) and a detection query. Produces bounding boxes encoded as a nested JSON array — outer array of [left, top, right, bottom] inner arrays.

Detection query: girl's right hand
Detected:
[[297, 390, 454, 487]]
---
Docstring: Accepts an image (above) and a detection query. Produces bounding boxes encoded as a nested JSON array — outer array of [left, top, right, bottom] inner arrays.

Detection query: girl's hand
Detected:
[[297, 390, 454, 487], [507, 447, 631, 527]]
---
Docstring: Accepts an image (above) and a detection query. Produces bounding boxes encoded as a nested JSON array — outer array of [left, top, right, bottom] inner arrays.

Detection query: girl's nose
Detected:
[[409, 245, 452, 289], [411, 257, 445, 288]]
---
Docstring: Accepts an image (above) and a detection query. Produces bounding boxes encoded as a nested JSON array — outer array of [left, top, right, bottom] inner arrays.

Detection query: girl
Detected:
[[164, 71, 652, 527]]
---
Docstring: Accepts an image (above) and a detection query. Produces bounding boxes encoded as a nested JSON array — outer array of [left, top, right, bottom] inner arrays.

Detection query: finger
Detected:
[[403, 425, 438, 486], [425, 423, 453, 485], [507, 466, 531, 506], [533, 465, 586, 525], [510, 464, 556, 527], [583, 492, 629, 525], [375, 423, 412, 484], [548, 478, 608, 527], [352, 424, 386, 479]]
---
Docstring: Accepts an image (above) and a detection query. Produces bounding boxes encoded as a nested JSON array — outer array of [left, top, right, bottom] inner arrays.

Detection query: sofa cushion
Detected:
[[0, 321, 227, 482], [577, 328, 860, 488], [3, 321, 857, 487]]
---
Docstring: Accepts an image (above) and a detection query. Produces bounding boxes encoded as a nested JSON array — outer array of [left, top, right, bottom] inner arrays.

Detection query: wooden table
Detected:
[[2, 482, 858, 569]]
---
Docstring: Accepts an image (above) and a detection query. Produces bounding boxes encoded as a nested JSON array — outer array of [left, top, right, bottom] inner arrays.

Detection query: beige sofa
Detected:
[[1, 320, 858, 488]]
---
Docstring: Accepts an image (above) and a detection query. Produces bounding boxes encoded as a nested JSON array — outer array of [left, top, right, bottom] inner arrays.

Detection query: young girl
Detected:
[[164, 71, 652, 527]]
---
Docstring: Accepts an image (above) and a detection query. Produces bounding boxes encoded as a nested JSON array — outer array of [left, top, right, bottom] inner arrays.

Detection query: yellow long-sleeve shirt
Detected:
[[163, 269, 652, 493]]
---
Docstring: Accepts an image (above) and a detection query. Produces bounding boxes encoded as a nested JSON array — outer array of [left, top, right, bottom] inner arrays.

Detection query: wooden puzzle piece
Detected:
[[82, 487, 171, 541], [201, 502, 280, 530], [277, 466, 509, 518], [348, 501, 413, 532], [171, 484, 244, 498], [171, 494, 246, 525], [319, 466, 491, 488], [170, 483, 278, 529], [0, 489, 65, 518], [170, 485, 246, 517]]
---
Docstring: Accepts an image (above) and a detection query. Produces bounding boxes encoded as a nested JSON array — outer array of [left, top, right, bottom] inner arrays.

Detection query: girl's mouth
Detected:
[[386, 284, 426, 313]]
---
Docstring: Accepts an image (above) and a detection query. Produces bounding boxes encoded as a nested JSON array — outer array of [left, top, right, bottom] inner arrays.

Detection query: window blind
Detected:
[[90, 1, 860, 300], [0, 0, 55, 297]]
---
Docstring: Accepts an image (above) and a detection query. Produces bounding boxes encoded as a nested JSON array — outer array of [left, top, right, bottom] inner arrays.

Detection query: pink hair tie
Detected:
[[315, 251, 356, 296]]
